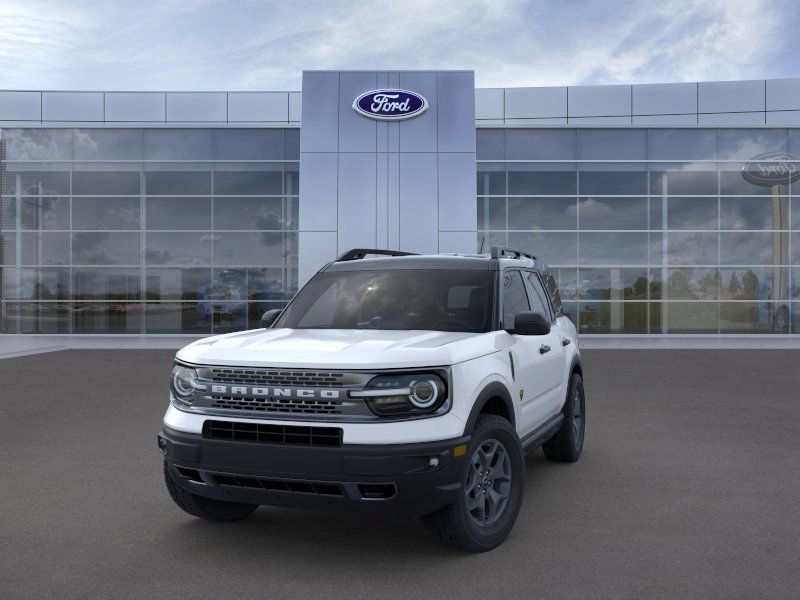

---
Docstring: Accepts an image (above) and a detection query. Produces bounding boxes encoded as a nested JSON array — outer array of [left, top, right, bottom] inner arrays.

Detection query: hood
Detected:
[[176, 328, 501, 369]]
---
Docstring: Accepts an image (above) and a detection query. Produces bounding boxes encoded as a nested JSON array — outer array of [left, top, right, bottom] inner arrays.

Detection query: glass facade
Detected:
[[478, 128, 800, 335], [0, 128, 299, 334]]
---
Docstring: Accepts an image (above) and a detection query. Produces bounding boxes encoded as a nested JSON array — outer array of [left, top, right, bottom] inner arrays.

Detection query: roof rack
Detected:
[[490, 246, 537, 261], [336, 248, 418, 262]]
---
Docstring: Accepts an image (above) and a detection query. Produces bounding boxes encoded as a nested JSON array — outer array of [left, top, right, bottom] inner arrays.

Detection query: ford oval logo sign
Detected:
[[353, 89, 428, 121], [742, 152, 800, 186]]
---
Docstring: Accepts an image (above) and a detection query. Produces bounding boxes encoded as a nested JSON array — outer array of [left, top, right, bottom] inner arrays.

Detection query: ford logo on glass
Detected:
[[353, 89, 428, 121], [742, 152, 800, 186]]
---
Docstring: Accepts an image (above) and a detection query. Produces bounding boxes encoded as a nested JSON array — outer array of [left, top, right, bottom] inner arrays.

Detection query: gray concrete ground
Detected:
[[1, 350, 799, 600]]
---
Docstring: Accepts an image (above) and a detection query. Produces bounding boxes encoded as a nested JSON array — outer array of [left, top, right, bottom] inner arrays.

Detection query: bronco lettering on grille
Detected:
[[210, 385, 341, 400]]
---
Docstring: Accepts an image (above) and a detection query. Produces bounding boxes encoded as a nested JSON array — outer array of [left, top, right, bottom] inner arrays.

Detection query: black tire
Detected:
[[422, 414, 525, 552], [542, 372, 585, 463], [163, 461, 258, 522]]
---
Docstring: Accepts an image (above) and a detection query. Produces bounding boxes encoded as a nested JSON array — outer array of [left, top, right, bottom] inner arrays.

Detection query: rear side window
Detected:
[[523, 272, 552, 321], [502, 271, 530, 328], [544, 273, 564, 317]]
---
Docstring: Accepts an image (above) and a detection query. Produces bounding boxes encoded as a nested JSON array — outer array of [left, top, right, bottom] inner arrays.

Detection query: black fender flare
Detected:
[[463, 381, 516, 434], [569, 353, 583, 380]]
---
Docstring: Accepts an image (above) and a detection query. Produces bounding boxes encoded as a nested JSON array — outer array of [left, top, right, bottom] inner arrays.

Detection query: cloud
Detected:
[[0, 0, 795, 90]]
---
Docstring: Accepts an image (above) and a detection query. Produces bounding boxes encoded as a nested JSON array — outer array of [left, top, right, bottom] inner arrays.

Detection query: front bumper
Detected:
[[159, 425, 470, 518]]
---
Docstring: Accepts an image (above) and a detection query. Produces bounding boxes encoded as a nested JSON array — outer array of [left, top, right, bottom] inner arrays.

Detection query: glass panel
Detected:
[[792, 198, 800, 230], [578, 233, 649, 265], [792, 268, 800, 299], [477, 231, 507, 252], [549, 269, 579, 302], [145, 232, 213, 266], [73, 129, 142, 160], [72, 232, 140, 265], [579, 169, 647, 195], [4, 168, 70, 196], [667, 233, 719, 265], [650, 269, 663, 300], [578, 130, 647, 160], [667, 197, 718, 230], [211, 302, 248, 332], [143, 129, 213, 160], [720, 232, 778, 265], [665, 302, 719, 333], [72, 268, 141, 300], [577, 301, 648, 334], [209, 268, 248, 302], [2, 302, 70, 333], [720, 167, 775, 196], [507, 130, 576, 160], [72, 197, 140, 230], [477, 129, 506, 160], [477, 197, 506, 230], [650, 302, 663, 333], [20, 232, 70, 265], [793, 303, 800, 334], [720, 302, 783, 333], [561, 301, 578, 326], [213, 197, 284, 230], [20, 197, 70, 230], [3, 129, 72, 160], [508, 164, 576, 195], [247, 302, 286, 329], [214, 129, 284, 160], [144, 303, 212, 334], [72, 303, 142, 333], [650, 197, 663, 230], [476, 164, 506, 195], [649, 166, 717, 195], [719, 267, 787, 301], [145, 197, 211, 230], [72, 170, 141, 195], [284, 163, 299, 196], [720, 196, 787, 230], [666, 268, 720, 300], [1, 197, 16, 225], [718, 129, 788, 160], [145, 268, 212, 301], [794, 232, 800, 265], [1, 233, 16, 264], [285, 196, 298, 230], [577, 268, 649, 300], [213, 232, 294, 266], [6, 268, 69, 300], [507, 232, 577, 265], [578, 197, 647, 230], [213, 165, 283, 195], [144, 170, 210, 195], [284, 129, 300, 160], [507, 197, 576, 230], [648, 129, 717, 161]]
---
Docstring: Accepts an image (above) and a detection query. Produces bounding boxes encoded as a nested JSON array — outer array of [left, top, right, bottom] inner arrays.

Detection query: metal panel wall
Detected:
[[298, 70, 476, 284]]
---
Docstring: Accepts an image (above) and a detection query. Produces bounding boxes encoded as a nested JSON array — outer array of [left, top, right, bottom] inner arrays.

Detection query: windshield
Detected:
[[274, 269, 495, 332]]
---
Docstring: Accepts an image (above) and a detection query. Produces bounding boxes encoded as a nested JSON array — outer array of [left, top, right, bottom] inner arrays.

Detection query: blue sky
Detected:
[[0, 0, 797, 90]]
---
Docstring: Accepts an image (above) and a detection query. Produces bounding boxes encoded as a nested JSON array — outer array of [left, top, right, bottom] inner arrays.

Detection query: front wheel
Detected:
[[422, 415, 525, 552]]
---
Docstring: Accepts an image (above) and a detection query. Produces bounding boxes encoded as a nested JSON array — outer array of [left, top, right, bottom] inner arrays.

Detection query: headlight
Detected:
[[171, 364, 198, 405], [351, 372, 448, 418]]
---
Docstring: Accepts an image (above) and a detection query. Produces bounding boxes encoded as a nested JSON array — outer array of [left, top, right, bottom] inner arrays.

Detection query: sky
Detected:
[[0, 0, 797, 91]]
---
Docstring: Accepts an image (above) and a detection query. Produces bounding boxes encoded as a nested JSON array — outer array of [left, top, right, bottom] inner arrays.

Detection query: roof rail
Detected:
[[336, 248, 418, 262], [490, 246, 537, 261]]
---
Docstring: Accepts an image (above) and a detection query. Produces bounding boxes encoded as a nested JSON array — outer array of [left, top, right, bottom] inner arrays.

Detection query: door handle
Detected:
[[539, 344, 551, 354], [561, 338, 571, 346]]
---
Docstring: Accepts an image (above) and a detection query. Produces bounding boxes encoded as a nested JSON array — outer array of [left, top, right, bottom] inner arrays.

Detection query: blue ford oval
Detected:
[[353, 89, 428, 121]]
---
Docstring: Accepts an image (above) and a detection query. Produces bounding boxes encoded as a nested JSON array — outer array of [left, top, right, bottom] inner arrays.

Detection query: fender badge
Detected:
[[519, 389, 524, 400]]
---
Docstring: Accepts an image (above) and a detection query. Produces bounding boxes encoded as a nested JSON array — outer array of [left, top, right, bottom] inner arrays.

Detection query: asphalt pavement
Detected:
[[1, 349, 799, 600]]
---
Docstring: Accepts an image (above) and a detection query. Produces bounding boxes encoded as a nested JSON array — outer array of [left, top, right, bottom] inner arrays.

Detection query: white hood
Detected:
[[176, 328, 501, 369]]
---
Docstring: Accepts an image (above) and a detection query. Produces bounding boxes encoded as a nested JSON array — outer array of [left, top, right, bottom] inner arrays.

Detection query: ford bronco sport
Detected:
[[159, 246, 585, 551]]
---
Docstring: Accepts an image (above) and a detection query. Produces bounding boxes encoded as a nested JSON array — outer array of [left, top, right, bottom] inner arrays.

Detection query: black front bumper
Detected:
[[159, 425, 470, 518]]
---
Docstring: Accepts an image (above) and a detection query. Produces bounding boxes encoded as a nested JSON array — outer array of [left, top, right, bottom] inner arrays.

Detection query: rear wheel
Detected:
[[542, 373, 585, 463], [422, 414, 525, 552], [163, 461, 258, 522]]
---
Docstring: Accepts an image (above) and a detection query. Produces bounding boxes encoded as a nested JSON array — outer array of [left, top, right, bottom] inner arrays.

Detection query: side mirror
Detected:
[[260, 309, 282, 328], [509, 311, 550, 336]]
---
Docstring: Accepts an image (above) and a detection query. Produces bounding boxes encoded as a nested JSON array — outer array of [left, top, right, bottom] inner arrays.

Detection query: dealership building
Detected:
[[1, 70, 799, 339]]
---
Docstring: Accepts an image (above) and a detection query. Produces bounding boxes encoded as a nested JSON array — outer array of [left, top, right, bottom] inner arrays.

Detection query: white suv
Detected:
[[159, 246, 584, 552]]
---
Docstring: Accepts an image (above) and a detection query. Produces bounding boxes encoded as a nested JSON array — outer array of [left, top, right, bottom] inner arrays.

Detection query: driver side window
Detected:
[[502, 271, 530, 329]]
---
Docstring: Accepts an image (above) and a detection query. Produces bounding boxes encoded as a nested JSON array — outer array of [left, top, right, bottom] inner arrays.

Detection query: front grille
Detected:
[[208, 368, 347, 387], [210, 473, 343, 497], [210, 395, 342, 415], [203, 420, 343, 447]]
